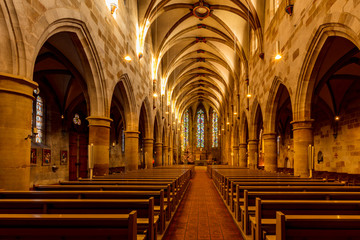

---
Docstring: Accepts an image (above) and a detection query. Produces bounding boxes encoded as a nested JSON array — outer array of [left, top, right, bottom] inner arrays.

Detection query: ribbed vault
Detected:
[[138, 0, 264, 117]]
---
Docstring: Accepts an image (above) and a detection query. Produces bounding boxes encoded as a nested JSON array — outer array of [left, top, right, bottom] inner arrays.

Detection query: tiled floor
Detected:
[[163, 167, 243, 240]]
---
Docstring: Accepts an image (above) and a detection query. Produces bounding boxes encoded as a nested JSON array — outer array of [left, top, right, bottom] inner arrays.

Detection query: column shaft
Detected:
[[291, 120, 314, 177], [163, 146, 169, 166], [87, 117, 112, 176], [263, 133, 277, 172], [0, 73, 37, 190], [143, 138, 154, 169], [124, 131, 140, 171], [154, 142, 163, 167], [232, 146, 239, 166], [248, 139, 258, 169], [239, 143, 247, 167]]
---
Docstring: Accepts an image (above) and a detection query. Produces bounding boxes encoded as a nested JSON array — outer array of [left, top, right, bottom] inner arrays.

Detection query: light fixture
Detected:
[[335, 116, 340, 121], [153, 92, 158, 98], [165, 111, 169, 114], [226, 122, 230, 125], [124, 55, 132, 62], [275, 41, 282, 60], [61, 115, 64, 119], [105, 0, 118, 14], [246, 93, 252, 98], [234, 112, 238, 115], [246, 80, 252, 98]]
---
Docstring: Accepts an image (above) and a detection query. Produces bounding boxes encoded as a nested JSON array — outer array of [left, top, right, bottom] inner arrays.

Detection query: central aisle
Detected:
[[163, 166, 243, 240]]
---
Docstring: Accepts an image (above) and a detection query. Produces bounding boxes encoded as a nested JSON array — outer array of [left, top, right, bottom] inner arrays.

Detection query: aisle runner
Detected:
[[163, 166, 243, 240]]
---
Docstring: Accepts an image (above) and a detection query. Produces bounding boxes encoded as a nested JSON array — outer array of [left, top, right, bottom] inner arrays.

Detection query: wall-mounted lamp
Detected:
[[25, 128, 38, 140], [333, 115, 340, 139], [106, 0, 118, 14], [124, 55, 132, 62], [153, 92, 158, 98], [52, 164, 59, 172], [275, 41, 282, 60]]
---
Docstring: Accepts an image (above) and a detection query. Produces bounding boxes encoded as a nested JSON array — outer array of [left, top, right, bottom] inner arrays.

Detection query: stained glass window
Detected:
[[196, 109, 204, 148], [35, 96, 44, 143], [182, 110, 189, 150], [212, 110, 218, 147]]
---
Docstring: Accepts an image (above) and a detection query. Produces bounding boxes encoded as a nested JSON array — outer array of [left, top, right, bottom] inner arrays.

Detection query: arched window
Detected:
[[196, 109, 205, 148], [212, 110, 218, 148], [182, 110, 189, 150], [34, 95, 44, 143]]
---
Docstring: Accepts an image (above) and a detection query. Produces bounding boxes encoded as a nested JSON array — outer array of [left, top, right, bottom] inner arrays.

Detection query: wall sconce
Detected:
[[124, 55, 132, 62], [333, 115, 340, 139], [285, 0, 294, 16], [106, 0, 118, 15], [25, 128, 38, 140], [52, 164, 59, 172], [275, 41, 282, 60]]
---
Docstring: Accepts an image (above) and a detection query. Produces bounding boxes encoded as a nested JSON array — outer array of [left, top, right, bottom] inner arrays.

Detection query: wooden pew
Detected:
[[0, 198, 154, 240], [34, 184, 173, 220], [272, 212, 360, 240], [3, 190, 166, 233], [253, 199, 360, 240], [0, 212, 138, 240], [241, 191, 360, 235]]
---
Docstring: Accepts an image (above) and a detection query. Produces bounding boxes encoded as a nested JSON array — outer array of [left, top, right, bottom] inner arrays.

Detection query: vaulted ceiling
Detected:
[[137, 0, 264, 117]]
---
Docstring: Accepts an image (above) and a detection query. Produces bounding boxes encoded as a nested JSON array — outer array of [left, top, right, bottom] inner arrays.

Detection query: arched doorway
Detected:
[[33, 32, 91, 182]]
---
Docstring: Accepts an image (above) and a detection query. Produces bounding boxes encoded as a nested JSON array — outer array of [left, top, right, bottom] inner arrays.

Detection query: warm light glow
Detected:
[[152, 57, 157, 80], [226, 122, 230, 125], [247, 93, 252, 98], [153, 92, 158, 98], [105, 0, 118, 14], [275, 54, 282, 60], [165, 111, 169, 114], [124, 55, 132, 62], [234, 112, 237, 115], [275, 41, 282, 60], [335, 116, 340, 121], [221, 128, 225, 131]]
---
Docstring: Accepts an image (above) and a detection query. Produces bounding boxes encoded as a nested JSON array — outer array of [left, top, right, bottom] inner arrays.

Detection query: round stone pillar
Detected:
[[239, 143, 247, 167], [143, 138, 154, 169], [87, 116, 112, 176], [0, 73, 37, 190], [163, 145, 169, 166], [154, 142, 163, 167], [263, 133, 277, 172], [291, 120, 314, 177], [124, 131, 140, 171], [232, 146, 239, 166], [169, 147, 173, 165], [248, 139, 258, 169]]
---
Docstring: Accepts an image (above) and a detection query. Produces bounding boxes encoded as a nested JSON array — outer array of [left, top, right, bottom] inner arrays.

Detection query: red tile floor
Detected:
[[163, 167, 243, 240]]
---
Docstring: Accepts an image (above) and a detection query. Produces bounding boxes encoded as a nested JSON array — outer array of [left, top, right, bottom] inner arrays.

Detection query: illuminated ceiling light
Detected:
[[105, 0, 118, 14], [124, 55, 132, 62], [275, 41, 282, 60], [233, 112, 237, 115], [246, 93, 252, 98], [335, 116, 340, 121], [61, 115, 64, 119], [153, 92, 158, 98], [226, 122, 230, 125]]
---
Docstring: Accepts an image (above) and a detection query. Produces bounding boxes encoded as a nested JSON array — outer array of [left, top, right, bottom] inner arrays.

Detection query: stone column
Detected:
[[232, 146, 239, 166], [124, 131, 140, 171], [239, 143, 247, 167], [154, 142, 163, 167], [163, 145, 169, 166], [0, 73, 37, 190], [291, 120, 314, 177], [248, 139, 258, 169], [263, 133, 277, 172], [143, 138, 154, 169], [87, 116, 112, 176], [169, 147, 173, 165]]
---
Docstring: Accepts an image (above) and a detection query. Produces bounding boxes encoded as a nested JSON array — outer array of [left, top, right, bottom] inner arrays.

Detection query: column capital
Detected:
[[291, 119, 314, 130], [232, 146, 239, 150], [143, 138, 154, 144], [163, 145, 169, 149], [0, 72, 38, 100], [124, 131, 140, 138], [248, 139, 258, 145], [239, 143, 247, 148], [86, 116, 113, 128], [262, 132, 277, 140], [154, 142, 163, 147]]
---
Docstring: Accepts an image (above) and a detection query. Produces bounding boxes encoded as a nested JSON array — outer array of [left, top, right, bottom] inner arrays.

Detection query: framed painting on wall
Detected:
[[60, 150, 68, 165], [43, 149, 51, 165], [30, 148, 37, 165]]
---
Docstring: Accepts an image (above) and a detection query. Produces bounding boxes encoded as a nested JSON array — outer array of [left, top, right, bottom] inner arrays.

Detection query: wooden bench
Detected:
[[34, 184, 173, 220], [2, 190, 166, 233], [252, 199, 360, 240], [271, 212, 360, 240], [0, 198, 155, 240], [0, 212, 138, 240], [240, 191, 360, 235]]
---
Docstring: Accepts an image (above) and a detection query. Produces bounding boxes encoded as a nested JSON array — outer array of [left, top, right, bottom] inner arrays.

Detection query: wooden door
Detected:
[[79, 134, 88, 178], [69, 132, 78, 181]]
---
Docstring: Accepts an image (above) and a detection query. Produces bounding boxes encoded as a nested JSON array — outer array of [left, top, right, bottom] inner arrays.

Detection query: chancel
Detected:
[[0, 0, 360, 239]]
